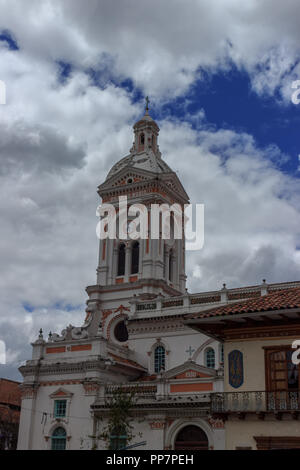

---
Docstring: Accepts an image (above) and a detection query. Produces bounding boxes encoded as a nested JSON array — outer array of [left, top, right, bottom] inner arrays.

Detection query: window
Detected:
[[175, 425, 208, 450], [205, 348, 215, 369], [114, 320, 128, 343], [220, 344, 224, 364], [169, 249, 173, 282], [54, 400, 66, 418], [265, 347, 299, 391], [51, 427, 66, 450], [154, 345, 165, 373], [131, 241, 139, 274], [138, 133, 145, 152], [109, 427, 127, 450], [117, 243, 125, 276]]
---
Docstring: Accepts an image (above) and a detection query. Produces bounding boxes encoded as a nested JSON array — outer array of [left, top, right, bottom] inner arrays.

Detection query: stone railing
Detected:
[[131, 280, 300, 316], [211, 390, 300, 414], [104, 382, 157, 400], [93, 382, 213, 408]]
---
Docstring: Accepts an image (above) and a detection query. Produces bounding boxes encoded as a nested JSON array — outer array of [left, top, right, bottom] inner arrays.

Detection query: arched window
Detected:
[[163, 244, 166, 279], [114, 320, 128, 343], [169, 249, 173, 282], [175, 425, 208, 450], [117, 243, 125, 276], [131, 241, 139, 274], [51, 427, 66, 450], [154, 345, 165, 373], [140, 133, 145, 146], [151, 134, 155, 148], [220, 343, 224, 365], [205, 348, 215, 369]]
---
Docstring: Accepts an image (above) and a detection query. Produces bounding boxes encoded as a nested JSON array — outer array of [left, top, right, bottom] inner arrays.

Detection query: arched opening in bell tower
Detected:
[[117, 243, 126, 276], [131, 241, 140, 274], [139, 133, 145, 151], [169, 249, 174, 282]]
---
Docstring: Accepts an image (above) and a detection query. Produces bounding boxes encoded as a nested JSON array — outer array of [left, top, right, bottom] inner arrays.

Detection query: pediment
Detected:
[[98, 166, 157, 193], [163, 361, 216, 380], [49, 387, 73, 399], [160, 173, 189, 202]]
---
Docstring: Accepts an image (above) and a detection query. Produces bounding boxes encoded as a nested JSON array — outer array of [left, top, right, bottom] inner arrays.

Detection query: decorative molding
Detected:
[[225, 324, 300, 341], [163, 360, 216, 380], [254, 436, 300, 450], [49, 387, 74, 399], [207, 417, 225, 429], [149, 420, 166, 430], [82, 380, 101, 396], [40, 380, 82, 387], [20, 383, 39, 400]]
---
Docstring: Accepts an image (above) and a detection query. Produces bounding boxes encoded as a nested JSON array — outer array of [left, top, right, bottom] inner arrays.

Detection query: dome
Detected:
[[106, 107, 172, 180], [106, 150, 172, 180]]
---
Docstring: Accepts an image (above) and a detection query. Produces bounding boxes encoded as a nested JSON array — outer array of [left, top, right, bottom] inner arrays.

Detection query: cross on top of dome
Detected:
[[145, 96, 150, 112]]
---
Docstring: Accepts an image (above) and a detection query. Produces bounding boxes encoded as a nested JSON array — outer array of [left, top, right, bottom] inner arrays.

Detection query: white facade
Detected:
[[18, 109, 236, 450]]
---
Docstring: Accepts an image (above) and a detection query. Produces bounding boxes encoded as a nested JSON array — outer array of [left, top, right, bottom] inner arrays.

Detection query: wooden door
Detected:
[[265, 348, 299, 410]]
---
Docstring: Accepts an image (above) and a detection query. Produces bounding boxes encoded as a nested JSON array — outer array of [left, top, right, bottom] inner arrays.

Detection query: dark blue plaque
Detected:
[[228, 350, 244, 388]]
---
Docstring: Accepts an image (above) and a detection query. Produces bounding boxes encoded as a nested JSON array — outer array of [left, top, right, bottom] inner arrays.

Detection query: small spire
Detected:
[[145, 96, 150, 114]]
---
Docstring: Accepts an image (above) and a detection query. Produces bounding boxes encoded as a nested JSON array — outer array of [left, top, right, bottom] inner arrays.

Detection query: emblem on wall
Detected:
[[228, 350, 244, 388]]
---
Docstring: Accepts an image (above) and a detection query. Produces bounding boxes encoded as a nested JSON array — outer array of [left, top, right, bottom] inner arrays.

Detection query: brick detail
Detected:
[[170, 383, 213, 393], [46, 346, 66, 354]]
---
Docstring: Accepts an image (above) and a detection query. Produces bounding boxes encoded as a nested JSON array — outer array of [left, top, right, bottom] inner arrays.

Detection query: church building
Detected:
[[17, 106, 299, 450]]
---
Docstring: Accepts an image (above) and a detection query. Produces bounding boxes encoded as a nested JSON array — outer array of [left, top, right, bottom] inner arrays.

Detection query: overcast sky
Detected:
[[0, 0, 300, 380]]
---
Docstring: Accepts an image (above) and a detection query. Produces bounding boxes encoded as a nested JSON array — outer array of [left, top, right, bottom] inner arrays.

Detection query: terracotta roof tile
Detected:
[[185, 287, 300, 320], [137, 374, 157, 382], [108, 353, 146, 371], [0, 379, 21, 407]]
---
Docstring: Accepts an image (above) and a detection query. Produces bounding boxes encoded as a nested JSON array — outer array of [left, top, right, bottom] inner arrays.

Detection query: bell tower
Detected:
[[87, 101, 189, 309], [133, 97, 159, 154]]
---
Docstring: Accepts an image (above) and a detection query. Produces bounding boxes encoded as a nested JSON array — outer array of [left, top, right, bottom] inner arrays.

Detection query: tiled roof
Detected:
[[137, 374, 157, 382], [0, 404, 20, 423], [186, 287, 300, 320], [108, 353, 146, 371], [0, 378, 21, 407]]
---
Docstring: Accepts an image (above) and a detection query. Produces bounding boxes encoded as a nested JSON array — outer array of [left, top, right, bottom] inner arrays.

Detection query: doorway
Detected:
[[174, 425, 209, 450]]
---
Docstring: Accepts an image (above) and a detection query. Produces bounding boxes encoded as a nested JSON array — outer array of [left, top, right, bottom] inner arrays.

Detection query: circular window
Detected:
[[127, 178, 133, 184], [114, 320, 128, 342]]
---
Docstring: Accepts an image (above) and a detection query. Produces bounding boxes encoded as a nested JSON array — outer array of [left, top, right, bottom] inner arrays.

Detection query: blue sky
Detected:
[[0, 0, 300, 380]]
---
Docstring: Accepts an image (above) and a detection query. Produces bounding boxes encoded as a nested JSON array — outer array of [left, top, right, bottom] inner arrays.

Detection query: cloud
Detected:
[[159, 119, 300, 290], [0, 1, 299, 380], [0, 121, 86, 175], [1, 0, 300, 101]]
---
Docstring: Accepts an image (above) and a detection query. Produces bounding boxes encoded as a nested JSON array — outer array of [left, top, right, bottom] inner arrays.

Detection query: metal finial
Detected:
[[145, 96, 150, 112]]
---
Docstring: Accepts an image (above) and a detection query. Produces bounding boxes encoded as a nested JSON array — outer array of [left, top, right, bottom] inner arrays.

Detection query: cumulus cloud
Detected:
[[0, 0, 299, 380], [159, 119, 300, 290], [1, 0, 300, 101], [0, 121, 86, 174]]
